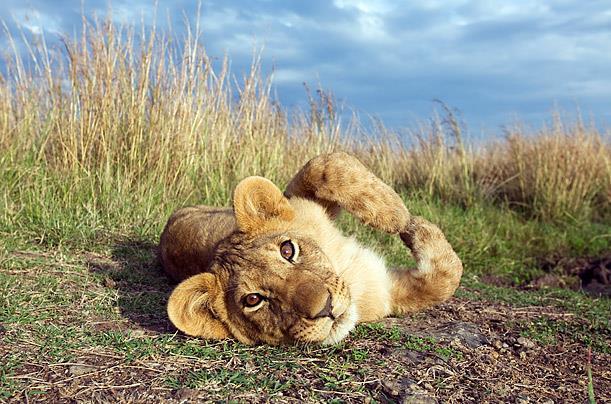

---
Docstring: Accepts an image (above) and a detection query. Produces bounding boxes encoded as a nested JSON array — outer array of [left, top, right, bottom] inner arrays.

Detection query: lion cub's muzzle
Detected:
[[292, 281, 336, 320], [288, 276, 352, 343]]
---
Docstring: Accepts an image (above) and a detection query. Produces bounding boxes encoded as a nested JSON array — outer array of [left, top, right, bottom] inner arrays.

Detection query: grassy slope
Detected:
[[1, 191, 609, 401], [1, 224, 609, 401]]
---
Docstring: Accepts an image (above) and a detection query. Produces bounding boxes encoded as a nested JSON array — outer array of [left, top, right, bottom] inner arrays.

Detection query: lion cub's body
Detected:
[[160, 152, 463, 345]]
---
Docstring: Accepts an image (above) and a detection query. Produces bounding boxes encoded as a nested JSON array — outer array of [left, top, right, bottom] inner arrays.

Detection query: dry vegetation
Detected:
[[0, 18, 608, 227]]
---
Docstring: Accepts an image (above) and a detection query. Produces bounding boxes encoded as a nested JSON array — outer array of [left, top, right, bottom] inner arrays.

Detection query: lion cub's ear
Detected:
[[167, 273, 230, 339], [233, 176, 295, 234]]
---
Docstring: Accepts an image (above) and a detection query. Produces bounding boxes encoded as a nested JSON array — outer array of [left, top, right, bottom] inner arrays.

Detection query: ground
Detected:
[[1, 241, 609, 403]]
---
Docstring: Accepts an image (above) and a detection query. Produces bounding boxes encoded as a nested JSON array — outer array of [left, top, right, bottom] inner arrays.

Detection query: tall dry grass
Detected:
[[0, 17, 609, 241]]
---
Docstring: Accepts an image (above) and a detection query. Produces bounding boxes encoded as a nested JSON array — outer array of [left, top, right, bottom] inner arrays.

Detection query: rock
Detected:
[[69, 364, 96, 376], [517, 337, 536, 349], [392, 348, 428, 364], [382, 378, 437, 404], [382, 380, 400, 396], [430, 322, 490, 348], [130, 329, 146, 338], [103, 277, 117, 288], [175, 388, 199, 401]]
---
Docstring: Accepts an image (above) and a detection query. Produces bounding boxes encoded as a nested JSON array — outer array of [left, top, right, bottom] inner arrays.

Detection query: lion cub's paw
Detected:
[[287, 152, 410, 233], [399, 216, 463, 283], [399, 216, 444, 253]]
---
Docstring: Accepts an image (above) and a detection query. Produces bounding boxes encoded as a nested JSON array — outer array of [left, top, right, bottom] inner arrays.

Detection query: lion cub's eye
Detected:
[[280, 240, 296, 261], [244, 293, 264, 308]]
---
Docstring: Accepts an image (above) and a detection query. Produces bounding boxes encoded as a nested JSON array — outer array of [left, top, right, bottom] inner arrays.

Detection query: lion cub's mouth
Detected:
[[322, 303, 358, 345]]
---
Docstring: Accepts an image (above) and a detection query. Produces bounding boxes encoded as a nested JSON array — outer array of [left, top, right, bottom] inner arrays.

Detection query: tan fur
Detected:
[[160, 153, 463, 345]]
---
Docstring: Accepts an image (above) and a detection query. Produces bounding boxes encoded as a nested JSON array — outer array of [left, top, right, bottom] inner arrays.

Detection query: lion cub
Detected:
[[160, 152, 462, 345]]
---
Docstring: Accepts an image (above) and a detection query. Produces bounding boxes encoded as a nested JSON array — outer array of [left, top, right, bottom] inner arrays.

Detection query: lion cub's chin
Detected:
[[321, 304, 358, 345]]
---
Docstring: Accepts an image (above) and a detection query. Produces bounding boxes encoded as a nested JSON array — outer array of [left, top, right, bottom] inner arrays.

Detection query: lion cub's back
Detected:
[[160, 206, 237, 282]]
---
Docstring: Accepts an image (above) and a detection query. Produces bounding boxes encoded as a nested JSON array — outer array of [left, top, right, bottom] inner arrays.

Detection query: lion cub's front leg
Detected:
[[390, 216, 463, 314], [285, 152, 409, 233], [287, 152, 463, 316]]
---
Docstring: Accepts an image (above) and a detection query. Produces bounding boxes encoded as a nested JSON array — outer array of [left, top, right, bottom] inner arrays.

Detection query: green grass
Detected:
[[340, 193, 609, 283], [1, 221, 608, 400]]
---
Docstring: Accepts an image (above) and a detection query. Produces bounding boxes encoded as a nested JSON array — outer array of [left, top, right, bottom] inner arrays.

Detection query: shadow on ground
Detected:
[[86, 238, 176, 333]]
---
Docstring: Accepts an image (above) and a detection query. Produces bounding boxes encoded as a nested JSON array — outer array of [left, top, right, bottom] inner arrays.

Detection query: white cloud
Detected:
[[10, 8, 62, 35], [1, 0, 610, 130]]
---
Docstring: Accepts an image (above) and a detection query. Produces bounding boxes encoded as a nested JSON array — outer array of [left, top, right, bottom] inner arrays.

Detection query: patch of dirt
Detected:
[[530, 254, 611, 297], [378, 298, 610, 403]]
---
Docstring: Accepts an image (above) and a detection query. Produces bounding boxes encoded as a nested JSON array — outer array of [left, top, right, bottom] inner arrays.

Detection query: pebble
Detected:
[[69, 364, 96, 376], [103, 277, 117, 288], [175, 388, 199, 401], [517, 337, 536, 349], [129, 329, 146, 337]]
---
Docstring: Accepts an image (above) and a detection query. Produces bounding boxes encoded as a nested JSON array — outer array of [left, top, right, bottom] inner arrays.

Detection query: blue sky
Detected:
[[1, 1, 611, 135]]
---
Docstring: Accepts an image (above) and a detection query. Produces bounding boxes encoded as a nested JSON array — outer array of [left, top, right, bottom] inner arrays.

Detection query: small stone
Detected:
[[130, 329, 146, 338], [382, 380, 400, 396], [502, 342, 509, 348], [493, 340, 502, 349], [103, 277, 117, 288], [175, 388, 199, 400], [517, 337, 536, 349], [438, 322, 489, 348], [69, 364, 96, 376]]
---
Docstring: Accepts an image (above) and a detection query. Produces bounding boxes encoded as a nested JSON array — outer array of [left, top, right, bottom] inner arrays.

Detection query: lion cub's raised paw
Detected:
[[285, 152, 409, 233]]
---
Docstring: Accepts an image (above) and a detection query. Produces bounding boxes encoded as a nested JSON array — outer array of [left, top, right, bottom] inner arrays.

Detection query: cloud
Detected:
[[1, 0, 610, 131]]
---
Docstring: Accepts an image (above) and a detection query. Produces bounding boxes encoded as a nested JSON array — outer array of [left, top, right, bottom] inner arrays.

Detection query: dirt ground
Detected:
[[2, 296, 609, 403], [1, 248, 609, 402]]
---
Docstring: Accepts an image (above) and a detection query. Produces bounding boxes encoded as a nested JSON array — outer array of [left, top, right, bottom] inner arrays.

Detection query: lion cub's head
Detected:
[[167, 177, 356, 345]]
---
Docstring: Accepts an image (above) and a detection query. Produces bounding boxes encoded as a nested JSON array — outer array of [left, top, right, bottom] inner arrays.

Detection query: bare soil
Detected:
[[534, 254, 611, 297]]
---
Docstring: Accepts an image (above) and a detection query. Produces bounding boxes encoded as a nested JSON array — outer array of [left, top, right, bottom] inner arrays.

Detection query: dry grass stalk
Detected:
[[0, 17, 608, 222]]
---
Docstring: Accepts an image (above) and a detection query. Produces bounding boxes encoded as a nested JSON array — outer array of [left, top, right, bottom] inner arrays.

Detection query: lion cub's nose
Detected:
[[312, 294, 335, 320], [292, 282, 335, 320]]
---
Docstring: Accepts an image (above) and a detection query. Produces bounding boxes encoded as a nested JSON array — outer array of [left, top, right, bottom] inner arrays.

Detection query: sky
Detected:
[[1, 0, 611, 136]]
